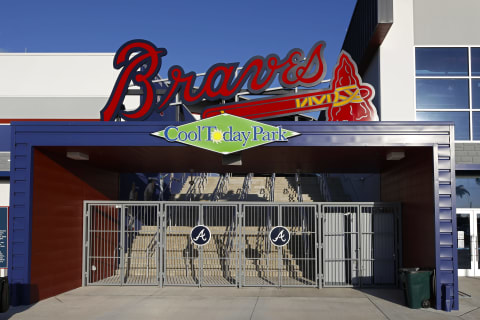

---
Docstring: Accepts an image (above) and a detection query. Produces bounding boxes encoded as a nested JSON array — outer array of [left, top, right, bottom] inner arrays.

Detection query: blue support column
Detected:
[[8, 125, 34, 305]]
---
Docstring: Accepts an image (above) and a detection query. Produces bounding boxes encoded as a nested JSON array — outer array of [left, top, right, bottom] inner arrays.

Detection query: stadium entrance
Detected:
[[84, 201, 400, 288]]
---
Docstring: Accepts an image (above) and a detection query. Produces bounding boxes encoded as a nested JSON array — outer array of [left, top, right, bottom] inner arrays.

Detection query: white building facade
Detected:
[[343, 0, 480, 279]]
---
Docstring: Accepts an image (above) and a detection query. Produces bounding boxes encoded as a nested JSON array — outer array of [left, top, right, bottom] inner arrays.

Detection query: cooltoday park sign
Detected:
[[102, 39, 378, 153], [151, 114, 300, 154]]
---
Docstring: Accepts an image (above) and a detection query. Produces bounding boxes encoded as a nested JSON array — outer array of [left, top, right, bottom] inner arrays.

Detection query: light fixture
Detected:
[[222, 153, 242, 166], [386, 151, 405, 161], [66, 151, 89, 161]]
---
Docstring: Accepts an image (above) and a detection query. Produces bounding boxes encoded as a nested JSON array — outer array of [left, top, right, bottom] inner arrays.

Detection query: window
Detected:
[[416, 111, 470, 140], [415, 47, 480, 141], [472, 48, 480, 76], [456, 173, 480, 208], [473, 79, 480, 109], [416, 47, 468, 76], [416, 79, 468, 109]]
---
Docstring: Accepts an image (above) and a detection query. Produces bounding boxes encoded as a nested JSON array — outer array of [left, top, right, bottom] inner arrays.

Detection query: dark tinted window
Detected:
[[473, 112, 480, 140], [416, 48, 468, 76], [456, 174, 480, 208], [416, 79, 469, 109], [472, 79, 480, 109], [472, 48, 480, 76], [416, 111, 470, 140]]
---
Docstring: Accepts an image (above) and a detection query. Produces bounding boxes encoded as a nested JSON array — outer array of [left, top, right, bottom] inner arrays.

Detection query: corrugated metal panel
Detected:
[[440, 260, 453, 271], [8, 137, 32, 305], [342, 0, 393, 74], [438, 171, 451, 183], [439, 209, 452, 220], [435, 137, 458, 311], [439, 195, 452, 208], [439, 184, 451, 195], [438, 145, 451, 158], [439, 234, 453, 246]]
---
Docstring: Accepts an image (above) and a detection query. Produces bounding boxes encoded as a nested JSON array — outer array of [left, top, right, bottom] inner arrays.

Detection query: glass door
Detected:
[[456, 209, 480, 276]]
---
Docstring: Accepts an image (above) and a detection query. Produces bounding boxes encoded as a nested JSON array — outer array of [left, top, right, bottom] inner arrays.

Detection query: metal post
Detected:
[[82, 202, 88, 286], [119, 205, 125, 285], [357, 205, 362, 287], [158, 203, 163, 287], [278, 204, 282, 287], [199, 205, 203, 287], [238, 204, 241, 287]]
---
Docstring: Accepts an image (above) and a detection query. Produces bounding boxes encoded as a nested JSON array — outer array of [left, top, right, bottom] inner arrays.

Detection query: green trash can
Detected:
[[400, 269, 432, 309]]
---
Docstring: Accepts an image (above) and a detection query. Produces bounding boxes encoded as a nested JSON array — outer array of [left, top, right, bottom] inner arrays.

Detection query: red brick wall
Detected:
[[31, 148, 119, 302]]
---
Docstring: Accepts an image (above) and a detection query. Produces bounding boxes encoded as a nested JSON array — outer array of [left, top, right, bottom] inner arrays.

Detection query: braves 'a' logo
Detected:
[[190, 225, 211, 246], [270, 226, 291, 247]]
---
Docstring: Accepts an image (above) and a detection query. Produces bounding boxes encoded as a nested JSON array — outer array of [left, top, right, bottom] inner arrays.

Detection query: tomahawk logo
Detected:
[[190, 225, 211, 246], [270, 226, 291, 247]]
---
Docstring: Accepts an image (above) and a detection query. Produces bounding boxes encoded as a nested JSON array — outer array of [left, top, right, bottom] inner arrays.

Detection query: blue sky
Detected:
[[1, 0, 357, 79]]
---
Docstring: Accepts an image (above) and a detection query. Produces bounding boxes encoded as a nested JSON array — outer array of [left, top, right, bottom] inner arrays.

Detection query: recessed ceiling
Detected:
[[37, 145, 432, 174]]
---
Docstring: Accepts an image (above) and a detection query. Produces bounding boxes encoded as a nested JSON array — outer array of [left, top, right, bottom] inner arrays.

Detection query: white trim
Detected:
[[469, 48, 474, 141], [456, 209, 480, 277]]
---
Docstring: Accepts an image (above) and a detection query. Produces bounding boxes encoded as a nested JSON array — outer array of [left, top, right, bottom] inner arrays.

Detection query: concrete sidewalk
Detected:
[[2, 278, 480, 320]]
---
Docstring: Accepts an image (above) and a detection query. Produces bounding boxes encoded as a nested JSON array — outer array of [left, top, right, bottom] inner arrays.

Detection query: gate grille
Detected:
[[242, 205, 280, 286], [84, 201, 399, 288], [85, 203, 160, 285], [163, 204, 200, 286], [163, 203, 239, 286], [86, 204, 121, 285], [322, 203, 400, 287], [322, 205, 360, 287]]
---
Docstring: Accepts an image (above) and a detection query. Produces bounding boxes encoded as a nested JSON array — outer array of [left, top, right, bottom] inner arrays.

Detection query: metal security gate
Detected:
[[83, 202, 160, 285], [163, 203, 239, 286], [241, 204, 318, 287], [322, 203, 401, 287], [84, 201, 399, 288]]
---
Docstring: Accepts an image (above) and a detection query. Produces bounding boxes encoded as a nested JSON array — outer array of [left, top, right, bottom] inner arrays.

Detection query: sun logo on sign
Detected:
[[211, 129, 224, 144]]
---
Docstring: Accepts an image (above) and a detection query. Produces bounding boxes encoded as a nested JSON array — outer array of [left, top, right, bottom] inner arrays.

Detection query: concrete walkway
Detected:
[[2, 278, 480, 320]]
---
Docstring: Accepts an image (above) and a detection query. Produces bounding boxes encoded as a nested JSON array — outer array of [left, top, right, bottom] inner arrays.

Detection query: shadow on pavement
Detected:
[[355, 287, 406, 306]]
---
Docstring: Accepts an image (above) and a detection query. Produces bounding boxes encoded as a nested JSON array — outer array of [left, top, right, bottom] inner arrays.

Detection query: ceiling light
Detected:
[[66, 152, 89, 161], [386, 151, 405, 161]]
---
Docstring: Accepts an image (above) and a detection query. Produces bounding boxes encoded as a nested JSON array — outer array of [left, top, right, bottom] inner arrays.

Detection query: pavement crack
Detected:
[[249, 296, 260, 320], [55, 297, 63, 303], [365, 296, 391, 320], [459, 306, 480, 317]]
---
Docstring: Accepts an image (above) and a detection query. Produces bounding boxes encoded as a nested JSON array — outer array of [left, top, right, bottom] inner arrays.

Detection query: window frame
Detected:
[[414, 46, 480, 142]]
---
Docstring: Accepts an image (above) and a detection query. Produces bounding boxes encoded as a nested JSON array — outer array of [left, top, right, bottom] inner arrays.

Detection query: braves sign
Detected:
[[101, 40, 378, 122]]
